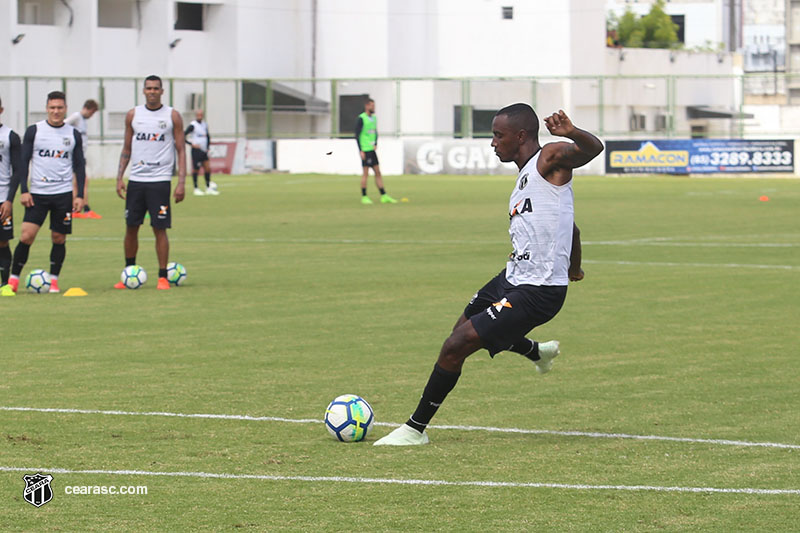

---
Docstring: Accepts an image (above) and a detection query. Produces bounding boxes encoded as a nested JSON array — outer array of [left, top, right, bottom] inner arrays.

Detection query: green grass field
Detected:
[[2, 173, 798, 531]]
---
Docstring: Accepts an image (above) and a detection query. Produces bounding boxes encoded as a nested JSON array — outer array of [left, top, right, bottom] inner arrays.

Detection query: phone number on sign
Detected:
[[689, 151, 792, 166]]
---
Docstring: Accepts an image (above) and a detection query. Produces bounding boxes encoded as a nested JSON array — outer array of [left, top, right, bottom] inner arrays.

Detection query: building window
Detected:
[[175, 2, 204, 31], [502, 6, 513, 20], [18, 0, 57, 25], [98, 0, 136, 29], [669, 15, 685, 44]]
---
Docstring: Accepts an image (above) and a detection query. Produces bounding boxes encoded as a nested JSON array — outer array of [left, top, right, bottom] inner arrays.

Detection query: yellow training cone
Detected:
[[63, 287, 88, 297]]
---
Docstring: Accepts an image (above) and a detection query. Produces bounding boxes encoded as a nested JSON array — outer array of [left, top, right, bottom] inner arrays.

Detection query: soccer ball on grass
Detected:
[[121, 265, 148, 289], [25, 269, 52, 293], [324, 394, 375, 442], [166, 262, 187, 286]]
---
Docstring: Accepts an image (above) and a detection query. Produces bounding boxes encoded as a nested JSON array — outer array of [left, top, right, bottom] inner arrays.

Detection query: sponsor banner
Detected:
[[404, 140, 517, 175], [606, 139, 794, 174], [208, 142, 237, 174]]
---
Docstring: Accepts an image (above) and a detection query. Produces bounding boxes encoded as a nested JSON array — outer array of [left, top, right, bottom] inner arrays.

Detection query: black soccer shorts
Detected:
[[191, 147, 209, 170], [125, 181, 171, 229], [362, 150, 379, 168], [23, 192, 74, 235], [0, 209, 13, 241], [465, 269, 567, 356]]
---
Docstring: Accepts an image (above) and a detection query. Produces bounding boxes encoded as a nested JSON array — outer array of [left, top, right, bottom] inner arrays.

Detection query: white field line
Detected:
[[582, 259, 799, 271], [0, 466, 796, 495], [2, 406, 798, 450], [68, 235, 797, 248]]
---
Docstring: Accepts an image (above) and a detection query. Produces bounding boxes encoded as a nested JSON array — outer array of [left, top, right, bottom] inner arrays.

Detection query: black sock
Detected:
[[509, 338, 539, 361], [0, 246, 11, 284], [204, 172, 211, 187], [406, 364, 461, 433], [49, 243, 66, 277], [126, 257, 136, 267], [379, 187, 386, 195], [83, 204, 91, 213], [361, 188, 367, 196], [192, 172, 198, 188], [158, 268, 168, 279], [11, 241, 30, 276]]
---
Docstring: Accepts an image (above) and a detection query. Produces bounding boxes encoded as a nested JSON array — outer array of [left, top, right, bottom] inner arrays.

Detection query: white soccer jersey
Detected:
[[505, 151, 574, 287], [188, 119, 209, 152], [27, 121, 82, 195], [0, 124, 14, 201], [130, 105, 175, 182], [65, 111, 88, 153]]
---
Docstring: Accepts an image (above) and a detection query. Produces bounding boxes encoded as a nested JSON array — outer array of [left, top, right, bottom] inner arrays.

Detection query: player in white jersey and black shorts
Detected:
[[375, 103, 603, 446], [114, 75, 186, 291], [66, 99, 100, 218], [5, 91, 86, 294], [0, 95, 23, 287], [184, 108, 217, 196]]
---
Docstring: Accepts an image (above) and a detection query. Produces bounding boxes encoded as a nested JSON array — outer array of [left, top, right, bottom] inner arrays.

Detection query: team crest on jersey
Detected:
[[63, 137, 71, 146], [0, 141, 5, 149], [158, 120, 167, 129], [22, 473, 54, 507], [519, 174, 528, 190]]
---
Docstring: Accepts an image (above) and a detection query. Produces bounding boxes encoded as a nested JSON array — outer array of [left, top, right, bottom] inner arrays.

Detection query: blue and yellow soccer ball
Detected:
[[25, 269, 52, 293], [121, 265, 148, 289], [166, 262, 187, 286], [324, 394, 375, 442]]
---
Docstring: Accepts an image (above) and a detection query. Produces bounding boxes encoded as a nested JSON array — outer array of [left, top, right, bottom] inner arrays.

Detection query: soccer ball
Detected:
[[121, 265, 148, 289], [166, 262, 187, 286], [324, 394, 375, 442], [25, 269, 52, 293]]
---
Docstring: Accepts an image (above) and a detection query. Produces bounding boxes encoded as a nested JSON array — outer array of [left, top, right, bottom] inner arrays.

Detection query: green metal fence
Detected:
[[0, 74, 795, 141]]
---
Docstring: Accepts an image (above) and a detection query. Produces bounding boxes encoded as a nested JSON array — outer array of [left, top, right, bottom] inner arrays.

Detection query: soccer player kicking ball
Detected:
[[374, 104, 602, 446], [114, 75, 186, 291], [6, 91, 86, 294]]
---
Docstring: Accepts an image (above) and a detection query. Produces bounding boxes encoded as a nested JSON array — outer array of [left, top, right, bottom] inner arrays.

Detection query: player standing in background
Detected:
[[66, 99, 100, 219], [5, 91, 86, 294], [114, 75, 186, 291], [355, 98, 396, 205], [184, 108, 218, 196], [0, 96, 23, 288], [374, 104, 601, 446]]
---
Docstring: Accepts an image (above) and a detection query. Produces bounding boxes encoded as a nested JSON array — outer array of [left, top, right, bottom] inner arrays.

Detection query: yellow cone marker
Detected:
[[63, 287, 88, 297]]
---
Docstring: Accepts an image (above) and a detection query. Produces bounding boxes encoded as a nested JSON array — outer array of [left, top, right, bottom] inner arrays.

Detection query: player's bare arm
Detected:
[[568, 223, 584, 282], [172, 109, 186, 203], [538, 110, 603, 185], [116, 109, 135, 199]]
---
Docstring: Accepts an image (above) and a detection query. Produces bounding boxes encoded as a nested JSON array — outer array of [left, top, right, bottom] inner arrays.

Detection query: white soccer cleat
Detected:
[[534, 340, 560, 374], [205, 187, 220, 196], [373, 424, 430, 446], [193, 188, 205, 196]]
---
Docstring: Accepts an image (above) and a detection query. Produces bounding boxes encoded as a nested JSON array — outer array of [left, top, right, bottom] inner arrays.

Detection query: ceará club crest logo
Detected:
[[22, 472, 53, 507]]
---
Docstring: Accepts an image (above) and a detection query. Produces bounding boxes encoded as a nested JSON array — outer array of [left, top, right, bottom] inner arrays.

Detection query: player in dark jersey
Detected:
[[6, 91, 85, 294], [374, 104, 602, 445], [0, 96, 23, 290]]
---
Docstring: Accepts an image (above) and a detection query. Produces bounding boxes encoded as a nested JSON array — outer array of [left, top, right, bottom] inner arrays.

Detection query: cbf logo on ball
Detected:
[[22, 473, 53, 507]]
